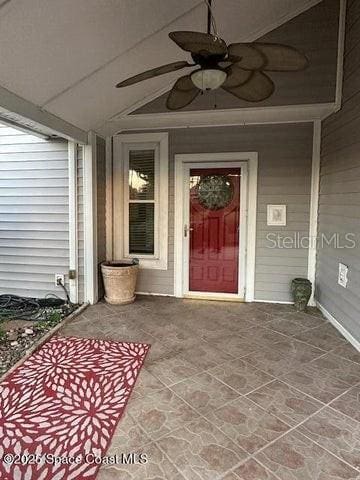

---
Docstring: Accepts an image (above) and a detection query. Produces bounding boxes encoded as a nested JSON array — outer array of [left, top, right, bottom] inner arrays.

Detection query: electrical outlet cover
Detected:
[[338, 263, 348, 288], [55, 274, 65, 286]]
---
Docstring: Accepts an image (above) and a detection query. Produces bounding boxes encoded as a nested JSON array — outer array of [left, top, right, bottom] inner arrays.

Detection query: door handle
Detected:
[[184, 224, 194, 237]]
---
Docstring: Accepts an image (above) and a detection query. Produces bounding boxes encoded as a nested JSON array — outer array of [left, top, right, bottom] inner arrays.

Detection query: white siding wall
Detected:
[[0, 123, 71, 299]]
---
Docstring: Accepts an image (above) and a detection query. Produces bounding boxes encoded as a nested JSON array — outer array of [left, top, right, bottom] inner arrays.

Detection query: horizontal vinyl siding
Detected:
[[132, 123, 313, 301], [316, 0, 360, 341], [0, 124, 70, 299]]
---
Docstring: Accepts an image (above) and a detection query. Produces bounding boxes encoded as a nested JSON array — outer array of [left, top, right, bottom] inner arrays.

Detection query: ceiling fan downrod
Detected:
[[207, 0, 212, 34], [204, 0, 218, 38]]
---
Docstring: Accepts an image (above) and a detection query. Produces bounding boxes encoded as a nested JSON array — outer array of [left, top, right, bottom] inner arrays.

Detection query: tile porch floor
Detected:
[[58, 296, 360, 480]]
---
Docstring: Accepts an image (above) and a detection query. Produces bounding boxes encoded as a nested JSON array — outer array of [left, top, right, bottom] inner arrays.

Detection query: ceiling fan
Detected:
[[115, 0, 308, 110]]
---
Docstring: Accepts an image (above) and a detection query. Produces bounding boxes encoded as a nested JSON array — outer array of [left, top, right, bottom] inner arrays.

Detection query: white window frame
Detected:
[[124, 142, 160, 260], [113, 132, 168, 270]]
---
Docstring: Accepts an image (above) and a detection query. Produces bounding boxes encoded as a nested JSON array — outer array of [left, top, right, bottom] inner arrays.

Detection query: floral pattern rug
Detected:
[[0, 336, 150, 479]]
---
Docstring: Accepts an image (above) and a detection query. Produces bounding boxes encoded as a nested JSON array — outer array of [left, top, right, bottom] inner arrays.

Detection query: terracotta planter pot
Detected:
[[101, 261, 139, 305]]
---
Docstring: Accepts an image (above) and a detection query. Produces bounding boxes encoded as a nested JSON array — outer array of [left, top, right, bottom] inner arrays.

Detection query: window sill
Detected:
[[137, 258, 168, 270]]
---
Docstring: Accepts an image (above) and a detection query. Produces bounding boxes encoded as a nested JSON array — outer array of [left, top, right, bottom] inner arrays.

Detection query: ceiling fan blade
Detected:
[[252, 43, 308, 71], [166, 75, 200, 110], [223, 71, 275, 102], [227, 43, 266, 70], [116, 61, 191, 88], [169, 31, 227, 57], [223, 65, 253, 89]]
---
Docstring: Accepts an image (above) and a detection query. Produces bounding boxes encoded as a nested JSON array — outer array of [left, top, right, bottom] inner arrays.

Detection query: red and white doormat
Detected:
[[0, 336, 150, 480]]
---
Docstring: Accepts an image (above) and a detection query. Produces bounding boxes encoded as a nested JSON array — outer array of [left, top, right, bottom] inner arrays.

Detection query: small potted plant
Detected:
[[101, 259, 139, 305]]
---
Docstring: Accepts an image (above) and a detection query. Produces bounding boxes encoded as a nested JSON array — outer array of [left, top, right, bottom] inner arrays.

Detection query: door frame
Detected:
[[183, 161, 247, 299], [174, 152, 258, 302]]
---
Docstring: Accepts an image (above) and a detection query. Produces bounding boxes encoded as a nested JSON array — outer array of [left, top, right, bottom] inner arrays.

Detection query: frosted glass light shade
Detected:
[[191, 69, 227, 91]]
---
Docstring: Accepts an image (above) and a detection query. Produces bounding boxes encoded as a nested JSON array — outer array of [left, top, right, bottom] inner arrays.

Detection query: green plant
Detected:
[[0, 326, 6, 342], [48, 311, 62, 324], [36, 310, 62, 333], [36, 321, 50, 332]]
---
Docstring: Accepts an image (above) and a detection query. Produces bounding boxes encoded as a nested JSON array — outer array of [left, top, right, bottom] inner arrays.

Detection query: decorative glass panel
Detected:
[[129, 203, 154, 254], [197, 174, 234, 210], [129, 150, 155, 200]]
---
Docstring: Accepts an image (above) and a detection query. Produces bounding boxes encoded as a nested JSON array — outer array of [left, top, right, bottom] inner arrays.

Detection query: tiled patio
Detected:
[[58, 296, 360, 480]]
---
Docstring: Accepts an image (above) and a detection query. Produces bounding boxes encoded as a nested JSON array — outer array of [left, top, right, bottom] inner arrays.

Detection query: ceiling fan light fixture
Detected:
[[191, 68, 227, 91]]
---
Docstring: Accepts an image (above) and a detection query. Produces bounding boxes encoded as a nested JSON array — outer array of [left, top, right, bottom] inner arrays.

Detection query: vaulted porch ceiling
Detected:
[[0, 0, 323, 137]]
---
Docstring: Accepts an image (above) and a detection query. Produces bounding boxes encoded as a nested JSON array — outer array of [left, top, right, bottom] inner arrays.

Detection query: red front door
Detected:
[[189, 167, 241, 293]]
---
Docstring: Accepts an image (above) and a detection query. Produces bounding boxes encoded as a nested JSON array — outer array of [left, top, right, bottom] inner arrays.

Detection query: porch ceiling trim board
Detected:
[[0, 85, 87, 144], [108, 103, 335, 135]]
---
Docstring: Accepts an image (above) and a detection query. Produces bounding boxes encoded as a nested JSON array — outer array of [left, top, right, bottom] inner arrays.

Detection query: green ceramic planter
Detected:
[[291, 278, 312, 312]]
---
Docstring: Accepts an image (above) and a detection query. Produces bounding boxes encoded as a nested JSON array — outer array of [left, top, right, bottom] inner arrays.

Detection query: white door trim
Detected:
[[68, 141, 79, 304], [105, 136, 113, 261], [174, 152, 258, 302], [83, 131, 98, 304], [182, 161, 248, 300]]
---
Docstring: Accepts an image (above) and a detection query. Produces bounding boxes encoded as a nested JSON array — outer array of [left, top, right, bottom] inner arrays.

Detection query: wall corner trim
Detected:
[[308, 120, 321, 306], [68, 141, 79, 304], [335, 0, 347, 112], [83, 131, 98, 304], [105, 136, 113, 261], [316, 302, 360, 352]]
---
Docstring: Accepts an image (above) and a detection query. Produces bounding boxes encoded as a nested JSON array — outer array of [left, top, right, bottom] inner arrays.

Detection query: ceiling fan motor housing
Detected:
[[190, 52, 228, 91], [191, 68, 227, 91]]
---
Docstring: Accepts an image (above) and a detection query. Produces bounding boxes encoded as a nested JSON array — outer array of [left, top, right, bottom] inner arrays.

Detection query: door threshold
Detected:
[[183, 293, 245, 303]]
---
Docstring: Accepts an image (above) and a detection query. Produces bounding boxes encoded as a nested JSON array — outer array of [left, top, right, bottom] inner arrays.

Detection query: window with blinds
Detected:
[[116, 133, 168, 270], [126, 146, 159, 257], [127, 149, 157, 256]]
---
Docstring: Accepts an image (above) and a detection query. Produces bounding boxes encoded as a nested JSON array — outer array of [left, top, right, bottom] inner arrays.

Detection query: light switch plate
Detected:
[[338, 263, 348, 288]]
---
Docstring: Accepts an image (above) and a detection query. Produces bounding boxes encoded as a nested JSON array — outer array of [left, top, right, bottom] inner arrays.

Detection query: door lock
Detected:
[[184, 224, 194, 237]]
